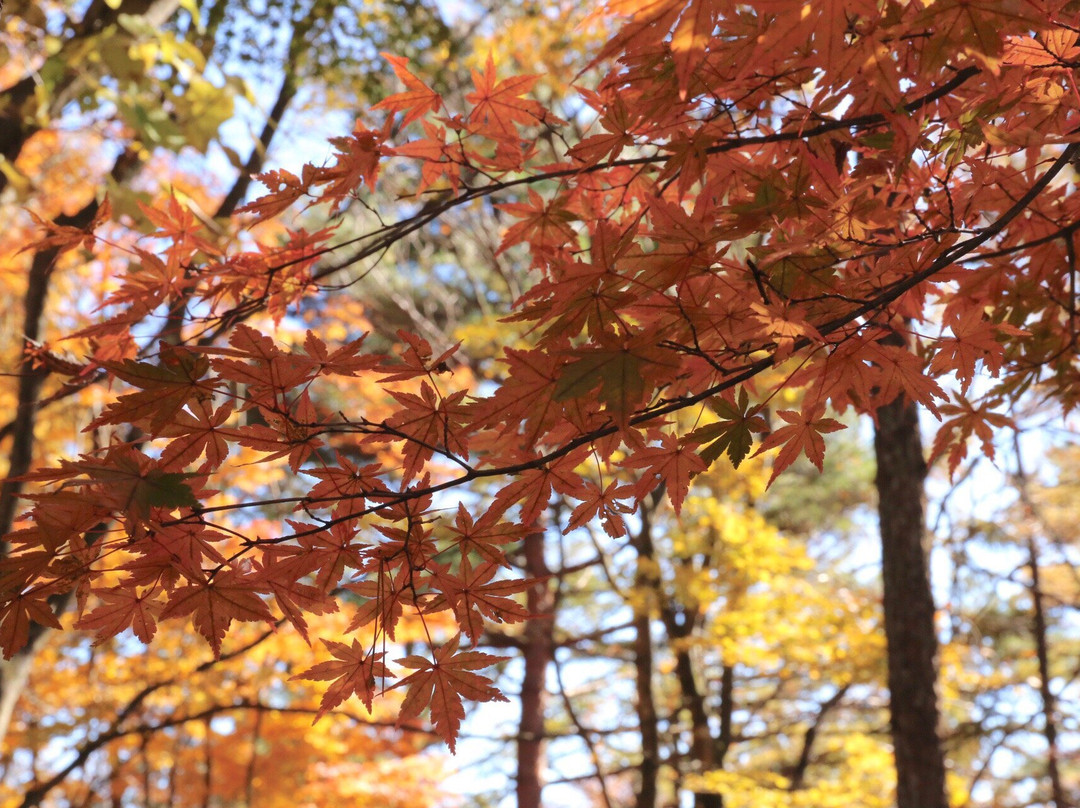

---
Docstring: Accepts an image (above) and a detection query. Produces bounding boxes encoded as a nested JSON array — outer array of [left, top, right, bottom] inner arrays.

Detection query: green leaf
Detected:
[[554, 349, 645, 417], [136, 470, 200, 511], [690, 389, 768, 469]]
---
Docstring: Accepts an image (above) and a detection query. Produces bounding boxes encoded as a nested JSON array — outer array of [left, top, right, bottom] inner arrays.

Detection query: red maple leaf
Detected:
[[157, 399, 233, 470], [444, 503, 526, 567], [303, 454, 388, 518], [385, 381, 469, 480], [93, 346, 211, 433], [427, 558, 533, 645]]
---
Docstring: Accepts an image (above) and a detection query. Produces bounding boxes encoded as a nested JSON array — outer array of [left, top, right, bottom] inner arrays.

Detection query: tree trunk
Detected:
[[631, 505, 660, 808], [874, 394, 948, 808], [1027, 537, 1069, 808], [516, 529, 554, 808]]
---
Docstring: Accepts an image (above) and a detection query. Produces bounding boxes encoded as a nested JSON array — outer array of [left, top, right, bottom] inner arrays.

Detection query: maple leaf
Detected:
[[755, 407, 846, 487], [206, 323, 317, 408], [92, 345, 211, 432], [395, 634, 508, 752], [290, 518, 370, 592], [238, 168, 310, 222], [444, 503, 525, 567], [928, 306, 1027, 393], [496, 189, 578, 254], [316, 120, 389, 207], [621, 434, 706, 514], [139, 193, 221, 257], [392, 120, 465, 195], [303, 454, 388, 518], [159, 568, 274, 657], [302, 330, 380, 377], [860, 341, 946, 417], [120, 524, 229, 584], [385, 381, 469, 481], [1003, 28, 1080, 68], [929, 394, 1014, 477], [0, 589, 62, 659], [465, 55, 544, 142], [18, 489, 111, 552], [157, 399, 233, 470], [916, 0, 1041, 69], [688, 389, 770, 469], [554, 338, 680, 422], [75, 587, 159, 644], [466, 347, 563, 447], [568, 90, 636, 165], [49, 448, 201, 534], [372, 53, 442, 128], [220, 400, 324, 473], [591, 0, 682, 69], [427, 558, 533, 645], [565, 480, 636, 537], [489, 449, 589, 525], [670, 0, 716, 98], [343, 569, 410, 639], [252, 555, 338, 644], [19, 195, 111, 255], [377, 331, 460, 382], [294, 639, 390, 717]]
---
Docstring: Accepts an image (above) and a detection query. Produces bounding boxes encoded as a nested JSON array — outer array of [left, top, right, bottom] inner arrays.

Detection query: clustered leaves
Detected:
[[6, 0, 1080, 748]]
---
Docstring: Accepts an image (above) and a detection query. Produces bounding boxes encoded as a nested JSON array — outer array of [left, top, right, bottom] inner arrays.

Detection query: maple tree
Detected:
[[6, 0, 1080, 803]]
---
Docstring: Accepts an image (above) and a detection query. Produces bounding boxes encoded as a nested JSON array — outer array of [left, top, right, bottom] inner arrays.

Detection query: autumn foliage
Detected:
[[5, 0, 1080, 753]]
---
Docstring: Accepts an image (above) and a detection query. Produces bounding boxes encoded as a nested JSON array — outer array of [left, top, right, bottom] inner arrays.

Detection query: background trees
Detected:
[[3, 0, 1080, 807]]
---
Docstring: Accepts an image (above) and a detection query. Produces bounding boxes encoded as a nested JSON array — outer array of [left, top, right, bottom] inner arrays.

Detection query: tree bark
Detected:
[[631, 505, 660, 808], [874, 394, 948, 808], [516, 529, 554, 808]]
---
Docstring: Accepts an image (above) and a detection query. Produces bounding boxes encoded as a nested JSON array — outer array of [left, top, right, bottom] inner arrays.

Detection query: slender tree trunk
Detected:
[[1027, 537, 1069, 808], [874, 394, 947, 808], [631, 506, 660, 808], [517, 529, 554, 808], [654, 568, 720, 807]]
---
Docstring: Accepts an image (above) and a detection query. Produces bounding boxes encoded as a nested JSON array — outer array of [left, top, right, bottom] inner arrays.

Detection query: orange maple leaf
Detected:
[[621, 434, 706, 514], [139, 194, 221, 258], [372, 53, 442, 128], [395, 634, 508, 752], [294, 639, 390, 717], [755, 407, 846, 486], [76, 587, 159, 645], [465, 55, 544, 142], [238, 168, 309, 222], [0, 588, 62, 659], [159, 569, 274, 657]]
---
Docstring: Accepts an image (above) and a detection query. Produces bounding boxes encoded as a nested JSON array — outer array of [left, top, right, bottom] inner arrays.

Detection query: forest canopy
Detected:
[[1, 0, 1079, 806]]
